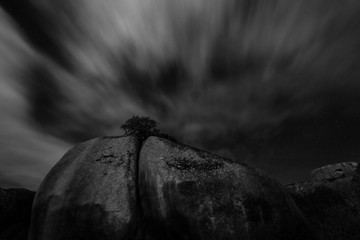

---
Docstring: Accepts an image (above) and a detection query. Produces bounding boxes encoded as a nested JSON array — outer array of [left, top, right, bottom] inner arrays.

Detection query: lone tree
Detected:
[[121, 116, 176, 142], [121, 116, 160, 142]]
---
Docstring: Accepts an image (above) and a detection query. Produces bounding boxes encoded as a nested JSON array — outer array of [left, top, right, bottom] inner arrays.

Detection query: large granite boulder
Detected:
[[28, 136, 140, 240], [29, 136, 311, 240], [0, 188, 35, 240], [287, 162, 360, 240], [138, 137, 309, 240]]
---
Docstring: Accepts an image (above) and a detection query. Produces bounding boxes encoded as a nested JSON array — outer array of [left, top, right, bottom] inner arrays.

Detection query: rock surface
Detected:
[[287, 161, 359, 195], [138, 137, 309, 240], [310, 162, 358, 181], [0, 188, 35, 240], [29, 135, 312, 240], [287, 162, 360, 240], [28, 136, 140, 240]]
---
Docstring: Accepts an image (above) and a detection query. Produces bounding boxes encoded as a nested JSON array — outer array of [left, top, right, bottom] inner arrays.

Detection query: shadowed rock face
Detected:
[[287, 162, 360, 240], [0, 188, 35, 240], [139, 137, 309, 240], [28, 136, 140, 240], [29, 136, 310, 240]]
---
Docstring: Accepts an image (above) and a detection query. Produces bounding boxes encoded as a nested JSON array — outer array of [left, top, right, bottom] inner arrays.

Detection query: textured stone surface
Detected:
[[28, 136, 139, 240], [288, 162, 359, 194], [28, 135, 318, 240], [310, 162, 358, 180], [287, 162, 360, 240], [0, 188, 35, 240], [138, 137, 308, 240]]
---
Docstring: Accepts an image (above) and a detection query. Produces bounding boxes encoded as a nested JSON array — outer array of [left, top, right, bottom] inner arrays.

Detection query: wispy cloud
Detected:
[[1, 0, 360, 188]]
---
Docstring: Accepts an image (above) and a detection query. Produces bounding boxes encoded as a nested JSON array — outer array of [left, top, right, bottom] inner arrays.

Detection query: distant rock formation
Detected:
[[0, 188, 35, 240], [287, 161, 359, 194], [28, 136, 310, 240], [310, 162, 358, 181], [287, 162, 360, 240]]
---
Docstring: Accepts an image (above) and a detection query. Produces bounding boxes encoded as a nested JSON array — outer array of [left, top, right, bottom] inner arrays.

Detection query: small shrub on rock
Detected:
[[121, 116, 176, 142]]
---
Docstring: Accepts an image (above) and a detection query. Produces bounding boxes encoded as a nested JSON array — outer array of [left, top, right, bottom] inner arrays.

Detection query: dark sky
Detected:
[[1, 0, 360, 189]]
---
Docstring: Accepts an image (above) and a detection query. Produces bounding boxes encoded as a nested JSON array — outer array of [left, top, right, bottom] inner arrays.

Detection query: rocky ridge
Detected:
[[2, 135, 359, 240], [28, 136, 310, 240]]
